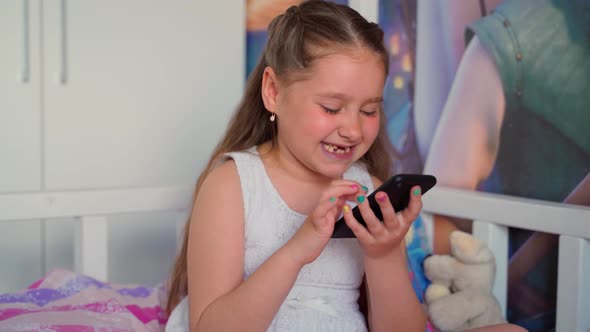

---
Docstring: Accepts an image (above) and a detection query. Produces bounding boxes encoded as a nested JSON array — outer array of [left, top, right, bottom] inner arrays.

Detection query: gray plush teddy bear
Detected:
[[424, 230, 505, 332]]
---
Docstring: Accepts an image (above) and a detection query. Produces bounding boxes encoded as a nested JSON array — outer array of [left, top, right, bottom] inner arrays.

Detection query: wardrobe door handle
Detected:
[[20, 0, 30, 83], [57, 0, 68, 84]]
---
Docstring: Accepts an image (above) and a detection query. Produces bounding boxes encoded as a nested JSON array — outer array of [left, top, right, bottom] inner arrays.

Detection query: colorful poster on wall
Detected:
[[378, 0, 420, 175], [388, 0, 590, 331]]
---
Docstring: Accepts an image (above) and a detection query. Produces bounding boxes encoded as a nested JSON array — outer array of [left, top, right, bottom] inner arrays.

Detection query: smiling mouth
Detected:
[[322, 142, 352, 154]]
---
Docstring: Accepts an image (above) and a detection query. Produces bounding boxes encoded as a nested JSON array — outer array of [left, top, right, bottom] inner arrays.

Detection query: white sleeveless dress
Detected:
[[166, 147, 375, 332]]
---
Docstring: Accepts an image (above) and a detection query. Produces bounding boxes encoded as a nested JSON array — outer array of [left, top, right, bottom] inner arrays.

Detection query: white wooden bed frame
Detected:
[[1, 186, 588, 331]]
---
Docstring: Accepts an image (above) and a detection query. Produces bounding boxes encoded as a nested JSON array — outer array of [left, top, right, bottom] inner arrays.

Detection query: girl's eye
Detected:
[[321, 105, 340, 114], [361, 110, 378, 116]]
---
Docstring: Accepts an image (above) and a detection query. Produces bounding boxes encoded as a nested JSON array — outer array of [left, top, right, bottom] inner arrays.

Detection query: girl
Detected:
[[166, 1, 525, 331]]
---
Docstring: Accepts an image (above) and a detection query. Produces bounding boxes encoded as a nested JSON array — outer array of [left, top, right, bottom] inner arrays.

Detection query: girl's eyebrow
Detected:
[[317, 92, 383, 103], [364, 97, 383, 103]]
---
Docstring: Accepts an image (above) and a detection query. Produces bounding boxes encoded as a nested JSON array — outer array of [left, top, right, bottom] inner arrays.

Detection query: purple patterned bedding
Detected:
[[0, 269, 168, 332]]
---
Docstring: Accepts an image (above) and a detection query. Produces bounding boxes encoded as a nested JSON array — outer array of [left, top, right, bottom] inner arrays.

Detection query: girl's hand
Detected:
[[284, 180, 364, 266], [343, 185, 423, 259]]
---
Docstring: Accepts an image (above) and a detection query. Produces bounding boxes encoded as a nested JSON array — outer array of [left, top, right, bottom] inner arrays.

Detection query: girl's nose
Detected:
[[338, 113, 362, 141]]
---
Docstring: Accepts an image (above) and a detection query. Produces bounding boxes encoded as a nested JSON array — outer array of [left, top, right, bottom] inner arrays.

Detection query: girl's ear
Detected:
[[261, 66, 280, 113]]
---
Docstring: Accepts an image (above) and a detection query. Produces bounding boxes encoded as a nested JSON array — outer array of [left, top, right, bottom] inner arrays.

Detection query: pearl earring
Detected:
[[270, 113, 276, 122]]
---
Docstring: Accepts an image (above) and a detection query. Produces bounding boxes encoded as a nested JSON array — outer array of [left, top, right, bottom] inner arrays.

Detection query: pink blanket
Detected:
[[0, 269, 168, 332]]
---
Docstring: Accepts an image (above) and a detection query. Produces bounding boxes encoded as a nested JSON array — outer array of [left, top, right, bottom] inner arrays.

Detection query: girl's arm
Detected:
[[364, 242, 426, 332], [187, 160, 303, 332], [356, 176, 427, 332]]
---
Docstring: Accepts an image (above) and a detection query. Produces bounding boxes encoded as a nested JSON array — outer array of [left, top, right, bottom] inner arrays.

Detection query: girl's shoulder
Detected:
[[191, 157, 244, 233], [200, 158, 241, 198]]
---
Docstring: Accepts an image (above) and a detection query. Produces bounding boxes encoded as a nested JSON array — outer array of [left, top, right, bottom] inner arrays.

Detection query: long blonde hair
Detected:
[[166, 0, 395, 314]]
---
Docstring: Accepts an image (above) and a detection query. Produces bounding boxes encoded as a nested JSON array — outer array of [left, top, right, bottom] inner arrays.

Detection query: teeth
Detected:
[[323, 143, 351, 153]]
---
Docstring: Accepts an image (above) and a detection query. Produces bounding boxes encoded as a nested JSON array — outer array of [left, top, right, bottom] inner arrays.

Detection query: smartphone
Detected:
[[331, 174, 437, 238]]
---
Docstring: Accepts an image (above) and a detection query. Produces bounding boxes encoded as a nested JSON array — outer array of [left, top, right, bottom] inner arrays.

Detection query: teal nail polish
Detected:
[[413, 188, 421, 196], [357, 195, 365, 203], [361, 185, 368, 192], [329, 197, 337, 203]]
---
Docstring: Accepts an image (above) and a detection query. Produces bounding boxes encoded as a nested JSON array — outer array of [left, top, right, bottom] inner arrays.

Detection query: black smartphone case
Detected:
[[331, 174, 436, 238]]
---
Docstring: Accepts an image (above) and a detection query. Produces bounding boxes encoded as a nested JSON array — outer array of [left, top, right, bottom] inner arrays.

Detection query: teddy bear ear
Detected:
[[468, 245, 494, 264], [450, 231, 494, 264]]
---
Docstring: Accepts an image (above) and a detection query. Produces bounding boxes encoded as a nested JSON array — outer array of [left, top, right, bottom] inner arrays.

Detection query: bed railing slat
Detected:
[[74, 216, 108, 282], [422, 187, 590, 238], [556, 235, 590, 332], [473, 220, 509, 318], [0, 186, 192, 221]]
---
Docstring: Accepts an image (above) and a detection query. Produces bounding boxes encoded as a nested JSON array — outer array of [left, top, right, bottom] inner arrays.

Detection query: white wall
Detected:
[[0, 1, 245, 292]]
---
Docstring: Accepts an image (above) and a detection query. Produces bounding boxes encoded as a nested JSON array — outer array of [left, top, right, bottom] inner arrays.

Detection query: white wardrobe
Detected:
[[0, 0, 245, 291]]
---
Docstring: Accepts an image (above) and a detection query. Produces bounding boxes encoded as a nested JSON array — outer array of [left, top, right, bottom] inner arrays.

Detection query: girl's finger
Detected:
[[327, 179, 363, 192], [374, 191, 401, 232], [341, 204, 374, 244], [311, 181, 373, 228], [318, 181, 369, 206], [355, 193, 386, 236], [314, 183, 362, 218], [324, 180, 370, 198], [400, 185, 423, 225]]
